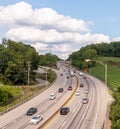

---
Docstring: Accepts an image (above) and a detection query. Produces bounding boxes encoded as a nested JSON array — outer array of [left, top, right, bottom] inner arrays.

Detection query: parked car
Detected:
[[80, 83, 84, 87], [30, 114, 43, 124], [49, 93, 56, 100], [82, 98, 89, 104], [60, 107, 70, 115], [26, 107, 37, 116], [58, 88, 64, 92], [68, 86, 72, 90]]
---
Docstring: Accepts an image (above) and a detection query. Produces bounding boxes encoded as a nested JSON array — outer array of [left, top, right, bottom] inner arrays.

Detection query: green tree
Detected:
[[0, 39, 39, 85], [0, 89, 13, 106]]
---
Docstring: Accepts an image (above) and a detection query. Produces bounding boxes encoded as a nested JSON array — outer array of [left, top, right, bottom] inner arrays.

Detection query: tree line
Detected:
[[68, 41, 120, 69], [0, 39, 60, 106], [0, 38, 40, 85], [110, 87, 120, 129], [68, 41, 120, 129]]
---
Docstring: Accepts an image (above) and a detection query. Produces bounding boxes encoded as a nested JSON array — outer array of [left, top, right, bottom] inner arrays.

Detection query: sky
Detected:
[[0, 0, 120, 59]]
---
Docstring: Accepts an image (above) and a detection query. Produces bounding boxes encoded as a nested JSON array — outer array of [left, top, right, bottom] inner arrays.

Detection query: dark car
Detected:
[[67, 75, 69, 79], [60, 73, 63, 76], [68, 86, 72, 90], [80, 83, 84, 87], [60, 107, 70, 115], [83, 76, 86, 79], [58, 88, 64, 92], [26, 107, 37, 116]]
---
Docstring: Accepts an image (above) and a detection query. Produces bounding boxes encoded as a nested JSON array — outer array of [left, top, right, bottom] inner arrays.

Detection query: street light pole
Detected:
[[27, 61, 30, 85], [85, 59, 107, 86], [105, 63, 107, 86], [46, 68, 47, 86]]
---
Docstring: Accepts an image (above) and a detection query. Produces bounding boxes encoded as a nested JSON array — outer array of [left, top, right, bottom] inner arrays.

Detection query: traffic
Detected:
[[0, 61, 108, 129]]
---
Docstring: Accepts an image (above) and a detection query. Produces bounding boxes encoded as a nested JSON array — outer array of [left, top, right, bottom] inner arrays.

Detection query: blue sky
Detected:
[[0, 0, 120, 59]]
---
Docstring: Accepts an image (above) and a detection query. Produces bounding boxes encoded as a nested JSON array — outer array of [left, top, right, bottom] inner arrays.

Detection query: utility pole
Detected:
[[27, 61, 30, 85]]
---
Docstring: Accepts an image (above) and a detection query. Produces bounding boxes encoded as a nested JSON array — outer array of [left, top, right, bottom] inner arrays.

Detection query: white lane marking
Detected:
[[61, 121, 67, 127], [72, 108, 76, 113]]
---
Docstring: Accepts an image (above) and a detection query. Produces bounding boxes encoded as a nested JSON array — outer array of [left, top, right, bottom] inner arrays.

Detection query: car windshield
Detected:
[[29, 108, 35, 111], [28, 110, 33, 112], [50, 94, 55, 97], [32, 116, 38, 119]]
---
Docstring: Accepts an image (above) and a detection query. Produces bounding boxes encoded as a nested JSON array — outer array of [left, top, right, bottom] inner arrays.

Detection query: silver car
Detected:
[[82, 98, 89, 104], [30, 115, 43, 124], [49, 93, 56, 100]]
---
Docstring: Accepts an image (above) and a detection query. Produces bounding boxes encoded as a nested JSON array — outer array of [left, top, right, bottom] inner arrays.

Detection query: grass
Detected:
[[0, 85, 47, 112], [87, 57, 120, 91], [0, 68, 56, 113]]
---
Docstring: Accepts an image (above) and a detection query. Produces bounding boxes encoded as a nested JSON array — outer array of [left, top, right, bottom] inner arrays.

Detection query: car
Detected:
[[84, 89, 89, 94], [83, 76, 86, 79], [82, 98, 89, 104], [58, 88, 64, 92], [26, 107, 37, 116], [80, 83, 84, 87], [60, 73, 63, 76], [80, 72, 83, 76], [60, 107, 70, 115], [49, 93, 56, 100], [30, 114, 43, 124], [67, 75, 69, 79], [75, 91, 80, 96], [68, 86, 72, 90]]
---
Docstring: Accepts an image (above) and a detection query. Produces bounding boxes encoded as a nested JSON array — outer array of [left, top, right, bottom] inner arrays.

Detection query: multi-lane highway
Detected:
[[0, 64, 109, 129]]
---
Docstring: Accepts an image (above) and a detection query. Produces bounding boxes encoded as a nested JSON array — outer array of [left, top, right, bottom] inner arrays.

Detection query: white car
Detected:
[[84, 89, 89, 94], [75, 91, 80, 96], [82, 98, 89, 104], [30, 115, 43, 124], [79, 72, 83, 76], [49, 93, 56, 100]]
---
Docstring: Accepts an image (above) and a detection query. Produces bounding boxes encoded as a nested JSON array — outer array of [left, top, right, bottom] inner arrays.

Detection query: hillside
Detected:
[[87, 57, 120, 90], [68, 42, 120, 128]]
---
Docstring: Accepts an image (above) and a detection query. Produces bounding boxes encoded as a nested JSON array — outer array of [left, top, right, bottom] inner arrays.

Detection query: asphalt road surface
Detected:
[[0, 66, 109, 129]]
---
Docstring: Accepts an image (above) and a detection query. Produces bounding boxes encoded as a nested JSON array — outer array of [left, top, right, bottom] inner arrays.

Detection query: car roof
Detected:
[[29, 107, 36, 110], [50, 93, 55, 95], [61, 107, 69, 109]]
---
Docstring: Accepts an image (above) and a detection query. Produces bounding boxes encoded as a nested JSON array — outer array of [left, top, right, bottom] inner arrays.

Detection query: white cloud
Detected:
[[0, 2, 90, 32], [31, 42, 48, 51], [0, 2, 33, 26], [6, 27, 110, 44], [74, 33, 110, 44], [112, 37, 120, 42], [52, 44, 72, 52], [0, 1, 111, 59]]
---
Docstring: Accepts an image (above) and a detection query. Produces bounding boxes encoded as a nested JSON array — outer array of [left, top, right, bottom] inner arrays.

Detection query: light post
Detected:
[[46, 68, 47, 86], [85, 59, 107, 86], [27, 61, 30, 85]]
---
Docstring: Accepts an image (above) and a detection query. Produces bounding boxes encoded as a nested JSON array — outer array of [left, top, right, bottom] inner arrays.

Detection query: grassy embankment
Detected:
[[0, 68, 56, 112], [87, 57, 120, 91]]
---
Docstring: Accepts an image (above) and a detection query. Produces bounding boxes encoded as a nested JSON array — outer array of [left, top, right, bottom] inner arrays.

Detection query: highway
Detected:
[[42, 70, 108, 129], [0, 64, 109, 129]]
